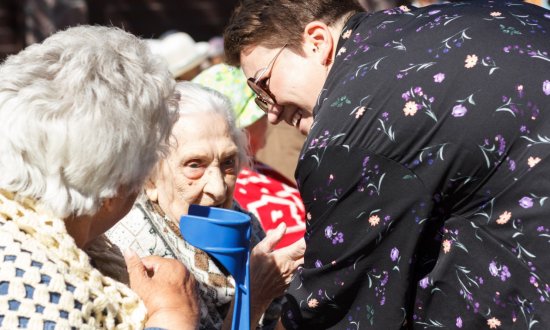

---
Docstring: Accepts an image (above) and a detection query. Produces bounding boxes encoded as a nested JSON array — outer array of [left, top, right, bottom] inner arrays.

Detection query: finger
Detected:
[[256, 222, 286, 254], [277, 237, 306, 260], [141, 256, 164, 273], [124, 249, 148, 286], [143, 257, 192, 282]]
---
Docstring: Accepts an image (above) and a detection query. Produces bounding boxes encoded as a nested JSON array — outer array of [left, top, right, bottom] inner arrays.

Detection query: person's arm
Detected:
[[222, 223, 306, 329], [124, 250, 200, 330], [282, 148, 434, 329]]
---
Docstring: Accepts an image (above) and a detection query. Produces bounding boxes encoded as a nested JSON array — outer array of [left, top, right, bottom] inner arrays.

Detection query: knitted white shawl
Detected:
[[0, 191, 147, 329]]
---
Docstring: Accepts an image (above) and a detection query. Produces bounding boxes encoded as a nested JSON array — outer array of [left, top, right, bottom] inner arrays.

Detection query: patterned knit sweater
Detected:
[[0, 190, 147, 329]]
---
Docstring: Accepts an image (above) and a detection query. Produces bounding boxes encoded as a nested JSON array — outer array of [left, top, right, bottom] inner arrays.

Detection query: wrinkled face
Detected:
[[241, 44, 322, 135], [147, 112, 240, 222]]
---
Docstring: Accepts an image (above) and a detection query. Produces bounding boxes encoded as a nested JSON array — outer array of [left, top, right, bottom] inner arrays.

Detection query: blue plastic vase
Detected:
[[179, 205, 251, 330]]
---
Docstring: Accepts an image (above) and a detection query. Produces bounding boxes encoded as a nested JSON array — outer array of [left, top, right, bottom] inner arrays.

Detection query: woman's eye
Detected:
[[184, 160, 205, 170], [183, 160, 205, 179], [222, 157, 236, 171], [188, 162, 201, 169]]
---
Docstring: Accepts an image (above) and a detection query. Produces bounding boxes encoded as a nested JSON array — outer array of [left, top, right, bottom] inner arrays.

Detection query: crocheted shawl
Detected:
[[0, 190, 146, 329]]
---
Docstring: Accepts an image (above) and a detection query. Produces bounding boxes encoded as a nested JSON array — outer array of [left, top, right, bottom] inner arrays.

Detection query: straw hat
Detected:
[[146, 32, 209, 78], [193, 63, 265, 128]]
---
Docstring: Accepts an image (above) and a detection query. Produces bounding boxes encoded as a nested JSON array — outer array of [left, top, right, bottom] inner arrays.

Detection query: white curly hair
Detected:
[[0, 25, 176, 218], [167, 81, 250, 170]]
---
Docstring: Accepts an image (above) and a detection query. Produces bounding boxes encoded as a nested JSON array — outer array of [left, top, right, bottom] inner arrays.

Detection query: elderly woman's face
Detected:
[[146, 112, 240, 222]]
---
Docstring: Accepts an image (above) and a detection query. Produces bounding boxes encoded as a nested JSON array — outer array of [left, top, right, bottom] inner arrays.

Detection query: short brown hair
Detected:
[[224, 0, 362, 66]]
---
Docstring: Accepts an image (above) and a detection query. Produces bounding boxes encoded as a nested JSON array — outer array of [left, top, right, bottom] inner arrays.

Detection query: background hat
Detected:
[[193, 63, 265, 128], [207, 36, 225, 59], [146, 32, 209, 78]]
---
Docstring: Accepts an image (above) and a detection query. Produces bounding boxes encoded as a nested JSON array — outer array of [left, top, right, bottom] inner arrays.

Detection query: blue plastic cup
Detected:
[[180, 205, 251, 330]]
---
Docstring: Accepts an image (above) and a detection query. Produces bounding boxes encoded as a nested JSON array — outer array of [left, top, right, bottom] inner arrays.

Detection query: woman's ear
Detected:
[[303, 21, 334, 66], [144, 178, 158, 202]]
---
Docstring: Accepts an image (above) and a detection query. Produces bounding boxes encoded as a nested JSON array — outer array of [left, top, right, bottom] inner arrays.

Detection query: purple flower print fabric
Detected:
[[282, 1, 550, 329]]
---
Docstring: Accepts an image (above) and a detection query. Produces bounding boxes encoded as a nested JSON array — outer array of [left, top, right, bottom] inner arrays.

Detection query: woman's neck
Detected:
[[64, 214, 93, 248], [327, 13, 355, 71]]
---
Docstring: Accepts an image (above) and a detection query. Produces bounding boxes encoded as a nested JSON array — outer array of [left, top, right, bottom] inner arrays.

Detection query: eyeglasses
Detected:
[[247, 44, 287, 113]]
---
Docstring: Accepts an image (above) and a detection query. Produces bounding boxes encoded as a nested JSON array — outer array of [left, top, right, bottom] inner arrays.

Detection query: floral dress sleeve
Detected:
[[284, 145, 434, 328]]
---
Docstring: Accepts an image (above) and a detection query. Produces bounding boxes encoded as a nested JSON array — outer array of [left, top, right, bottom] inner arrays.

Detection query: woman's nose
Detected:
[[267, 104, 284, 124], [203, 167, 227, 202]]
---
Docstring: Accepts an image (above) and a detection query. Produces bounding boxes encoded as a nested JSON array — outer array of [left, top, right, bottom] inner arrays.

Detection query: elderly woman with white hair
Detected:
[[0, 26, 199, 329], [107, 81, 305, 329]]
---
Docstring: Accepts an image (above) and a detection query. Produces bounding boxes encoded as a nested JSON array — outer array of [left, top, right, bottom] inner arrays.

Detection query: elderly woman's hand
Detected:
[[249, 223, 306, 318], [124, 250, 200, 330]]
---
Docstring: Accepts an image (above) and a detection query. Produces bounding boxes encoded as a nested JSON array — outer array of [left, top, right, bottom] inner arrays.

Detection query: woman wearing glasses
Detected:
[[224, 0, 550, 328]]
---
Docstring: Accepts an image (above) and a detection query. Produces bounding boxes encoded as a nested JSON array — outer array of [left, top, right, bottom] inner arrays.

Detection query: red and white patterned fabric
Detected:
[[234, 163, 305, 249]]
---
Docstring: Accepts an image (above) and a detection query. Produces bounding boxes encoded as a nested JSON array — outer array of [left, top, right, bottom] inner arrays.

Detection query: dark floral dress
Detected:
[[282, 1, 550, 329]]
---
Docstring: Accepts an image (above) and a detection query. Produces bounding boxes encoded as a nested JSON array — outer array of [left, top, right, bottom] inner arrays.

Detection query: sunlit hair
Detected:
[[166, 81, 250, 170], [0, 25, 176, 218], [224, 0, 362, 66]]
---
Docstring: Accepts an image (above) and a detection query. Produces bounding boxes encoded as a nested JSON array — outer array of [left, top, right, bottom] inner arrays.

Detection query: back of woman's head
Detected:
[[224, 0, 362, 66], [0, 25, 175, 218], [169, 81, 250, 169]]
